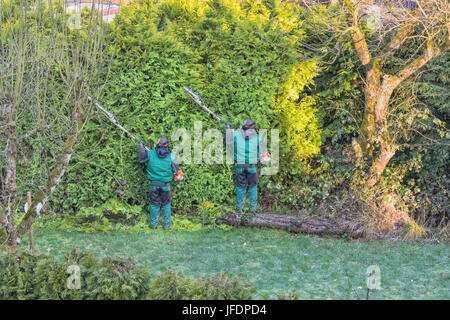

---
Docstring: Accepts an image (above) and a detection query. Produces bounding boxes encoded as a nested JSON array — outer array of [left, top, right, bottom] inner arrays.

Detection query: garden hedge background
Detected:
[[14, 0, 448, 226]]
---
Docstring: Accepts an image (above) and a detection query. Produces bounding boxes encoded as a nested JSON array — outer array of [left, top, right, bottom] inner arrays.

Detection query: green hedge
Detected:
[[0, 247, 255, 299], [10, 0, 447, 223], [44, 0, 322, 214]]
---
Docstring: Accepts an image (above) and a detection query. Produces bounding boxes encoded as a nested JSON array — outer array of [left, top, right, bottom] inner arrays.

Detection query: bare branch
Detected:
[[18, 125, 54, 142], [395, 37, 449, 85]]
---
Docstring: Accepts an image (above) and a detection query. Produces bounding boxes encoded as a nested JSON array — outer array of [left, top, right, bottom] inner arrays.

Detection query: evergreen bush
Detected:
[[0, 247, 255, 300], [41, 0, 322, 214]]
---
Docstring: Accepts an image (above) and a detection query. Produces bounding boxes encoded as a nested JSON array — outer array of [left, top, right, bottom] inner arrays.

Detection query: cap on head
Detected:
[[157, 136, 169, 148], [242, 119, 256, 130]]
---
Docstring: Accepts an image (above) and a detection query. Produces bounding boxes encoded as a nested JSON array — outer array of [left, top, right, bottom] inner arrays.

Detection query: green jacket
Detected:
[[228, 129, 265, 165], [138, 146, 178, 184]]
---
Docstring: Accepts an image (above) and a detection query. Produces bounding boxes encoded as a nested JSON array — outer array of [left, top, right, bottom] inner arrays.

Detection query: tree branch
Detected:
[[395, 37, 449, 85], [345, 1, 372, 69], [380, 23, 417, 62], [15, 125, 79, 240], [379, 6, 422, 63], [18, 125, 53, 142]]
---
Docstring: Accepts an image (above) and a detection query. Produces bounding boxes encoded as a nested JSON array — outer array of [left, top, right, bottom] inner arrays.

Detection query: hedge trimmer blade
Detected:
[[183, 86, 223, 123], [88, 96, 150, 151]]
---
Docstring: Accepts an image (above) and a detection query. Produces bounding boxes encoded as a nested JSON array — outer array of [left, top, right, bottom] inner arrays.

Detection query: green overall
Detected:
[[145, 150, 176, 229], [234, 130, 260, 212]]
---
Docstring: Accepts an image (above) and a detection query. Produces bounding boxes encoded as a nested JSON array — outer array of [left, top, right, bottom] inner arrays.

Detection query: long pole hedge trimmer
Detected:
[[88, 96, 185, 182], [183, 86, 225, 124], [183, 87, 271, 164], [88, 96, 150, 151]]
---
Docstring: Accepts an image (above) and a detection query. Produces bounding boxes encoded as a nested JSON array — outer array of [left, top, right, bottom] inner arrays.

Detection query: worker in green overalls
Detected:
[[223, 119, 270, 213], [138, 137, 181, 229]]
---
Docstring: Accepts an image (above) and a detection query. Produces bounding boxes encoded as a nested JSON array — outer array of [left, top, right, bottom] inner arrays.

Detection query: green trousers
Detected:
[[235, 166, 258, 212], [236, 186, 257, 212], [150, 203, 171, 230], [149, 183, 171, 230]]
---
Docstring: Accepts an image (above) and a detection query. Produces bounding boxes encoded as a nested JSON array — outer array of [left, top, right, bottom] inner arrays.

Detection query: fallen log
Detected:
[[216, 213, 365, 238]]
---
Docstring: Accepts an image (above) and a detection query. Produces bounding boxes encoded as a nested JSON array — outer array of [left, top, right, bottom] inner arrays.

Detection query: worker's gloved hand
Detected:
[[173, 170, 184, 182], [137, 140, 148, 163], [221, 120, 232, 130], [260, 152, 271, 165]]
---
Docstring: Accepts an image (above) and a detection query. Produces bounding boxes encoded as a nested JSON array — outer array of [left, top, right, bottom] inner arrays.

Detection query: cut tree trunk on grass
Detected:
[[216, 213, 365, 238]]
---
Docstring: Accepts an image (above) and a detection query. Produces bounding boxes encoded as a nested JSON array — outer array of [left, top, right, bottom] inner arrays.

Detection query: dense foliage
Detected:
[[294, 4, 449, 228], [0, 247, 254, 299], [42, 0, 322, 214], [6, 0, 448, 235]]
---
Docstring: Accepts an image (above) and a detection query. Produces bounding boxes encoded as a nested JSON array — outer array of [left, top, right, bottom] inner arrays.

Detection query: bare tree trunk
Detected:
[[0, 1, 113, 247], [357, 69, 379, 157], [3, 101, 18, 247], [216, 213, 365, 238], [347, 4, 380, 159], [15, 106, 84, 241], [366, 76, 398, 185], [344, 1, 449, 186]]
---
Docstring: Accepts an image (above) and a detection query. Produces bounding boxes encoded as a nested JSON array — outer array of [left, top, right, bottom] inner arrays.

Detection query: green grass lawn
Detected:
[[21, 227, 449, 299]]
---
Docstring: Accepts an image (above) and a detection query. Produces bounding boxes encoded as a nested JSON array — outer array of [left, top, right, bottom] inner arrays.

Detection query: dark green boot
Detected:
[[249, 185, 258, 212], [236, 187, 247, 212], [149, 205, 160, 229], [162, 203, 171, 230]]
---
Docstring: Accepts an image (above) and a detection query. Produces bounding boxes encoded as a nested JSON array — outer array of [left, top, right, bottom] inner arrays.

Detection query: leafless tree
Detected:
[[0, 0, 115, 247], [289, 0, 449, 186]]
